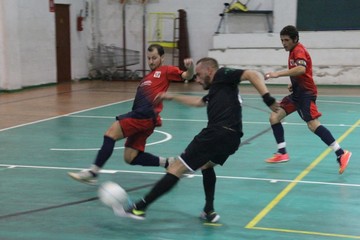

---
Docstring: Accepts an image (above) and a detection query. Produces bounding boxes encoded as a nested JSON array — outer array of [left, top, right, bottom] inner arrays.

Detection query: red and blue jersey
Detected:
[[120, 65, 183, 124], [288, 43, 317, 97]]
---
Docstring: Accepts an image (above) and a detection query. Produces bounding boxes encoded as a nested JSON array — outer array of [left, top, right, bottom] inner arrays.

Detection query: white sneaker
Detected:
[[200, 211, 220, 223], [68, 170, 98, 185]]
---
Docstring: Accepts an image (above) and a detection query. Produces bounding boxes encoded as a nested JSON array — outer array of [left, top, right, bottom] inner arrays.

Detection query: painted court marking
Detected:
[[0, 164, 359, 188], [245, 118, 360, 239], [68, 114, 357, 127], [1, 95, 359, 237], [0, 183, 154, 220], [50, 129, 172, 151]]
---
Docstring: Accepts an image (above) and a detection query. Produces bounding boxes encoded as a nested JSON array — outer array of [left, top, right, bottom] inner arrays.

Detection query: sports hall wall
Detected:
[[0, 0, 359, 90]]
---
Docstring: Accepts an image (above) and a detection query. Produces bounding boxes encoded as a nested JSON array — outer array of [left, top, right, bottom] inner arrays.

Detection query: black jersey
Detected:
[[202, 67, 244, 133]]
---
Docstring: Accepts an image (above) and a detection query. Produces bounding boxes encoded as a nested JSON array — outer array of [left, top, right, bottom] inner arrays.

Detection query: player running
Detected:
[[68, 44, 194, 185], [264, 25, 351, 174]]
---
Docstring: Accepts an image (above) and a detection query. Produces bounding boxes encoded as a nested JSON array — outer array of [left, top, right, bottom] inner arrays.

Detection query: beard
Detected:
[[149, 62, 161, 71], [201, 75, 211, 90]]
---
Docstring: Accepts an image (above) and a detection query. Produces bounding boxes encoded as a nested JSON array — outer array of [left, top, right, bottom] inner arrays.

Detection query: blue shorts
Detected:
[[280, 94, 322, 122]]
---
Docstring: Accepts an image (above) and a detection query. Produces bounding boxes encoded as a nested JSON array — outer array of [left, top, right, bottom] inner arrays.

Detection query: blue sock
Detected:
[[130, 152, 160, 166], [314, 125, 336, 146], [315, 125, 345, 157], [271, 123, 286, 154], [94, 136, 115, 168]]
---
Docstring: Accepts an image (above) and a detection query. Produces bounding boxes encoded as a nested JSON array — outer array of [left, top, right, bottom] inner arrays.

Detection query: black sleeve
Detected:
[[214, 68, 244, 85]]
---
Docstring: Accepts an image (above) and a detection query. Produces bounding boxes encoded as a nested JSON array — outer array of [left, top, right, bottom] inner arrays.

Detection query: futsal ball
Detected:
[[98, 181, 128, 208]]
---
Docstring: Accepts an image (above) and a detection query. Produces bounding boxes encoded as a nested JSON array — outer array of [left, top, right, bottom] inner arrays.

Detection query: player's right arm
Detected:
[[240, 70, 279, 112]]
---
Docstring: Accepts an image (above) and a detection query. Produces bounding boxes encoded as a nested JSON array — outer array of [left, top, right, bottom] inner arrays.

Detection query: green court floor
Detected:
[[1, 93, 359, 240]]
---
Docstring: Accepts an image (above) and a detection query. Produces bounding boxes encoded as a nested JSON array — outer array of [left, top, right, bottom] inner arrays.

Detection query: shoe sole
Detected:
[[113, 206, 145, 220], [339, 152, 352, 174], [265, 159, 289, 163], [67, 172, 97, 185]]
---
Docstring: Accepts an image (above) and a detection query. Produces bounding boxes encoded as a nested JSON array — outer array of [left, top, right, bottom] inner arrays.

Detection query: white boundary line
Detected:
[[0, 99, 134, 132], [67, 115, 358, 127], [50, 129, 172, 151], [239, 97, 360, 105], [1, 95, 358, 133], [0, 163, 359, 188], [1, 95, 358, 188]]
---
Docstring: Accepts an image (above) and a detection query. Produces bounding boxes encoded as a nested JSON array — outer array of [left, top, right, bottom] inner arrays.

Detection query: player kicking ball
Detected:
[[112, 57, 279, 222]]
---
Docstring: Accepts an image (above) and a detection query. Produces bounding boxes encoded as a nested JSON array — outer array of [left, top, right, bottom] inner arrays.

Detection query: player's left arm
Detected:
[[265, 59, 306, 79], [180, 58, 195, 80]]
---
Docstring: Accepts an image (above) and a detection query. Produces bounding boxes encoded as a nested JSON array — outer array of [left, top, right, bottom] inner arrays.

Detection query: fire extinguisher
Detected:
[[77, 10, 83, 31]]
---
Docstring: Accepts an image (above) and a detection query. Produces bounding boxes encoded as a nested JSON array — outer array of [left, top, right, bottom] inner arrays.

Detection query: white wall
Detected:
[[18, 0, 57, 87], [209, 31, 360, 85], [0, 0, 88, 89], [0, 0, 359, 90], [0, 0, 22, 89]]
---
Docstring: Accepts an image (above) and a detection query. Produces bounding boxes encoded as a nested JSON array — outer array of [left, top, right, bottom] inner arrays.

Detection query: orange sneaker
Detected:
[[338, 150, 352, 174], [266, 153, 289, 163]]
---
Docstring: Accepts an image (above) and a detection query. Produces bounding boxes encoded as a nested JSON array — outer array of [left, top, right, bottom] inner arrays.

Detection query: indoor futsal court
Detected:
[[0, 80, 359, 240]]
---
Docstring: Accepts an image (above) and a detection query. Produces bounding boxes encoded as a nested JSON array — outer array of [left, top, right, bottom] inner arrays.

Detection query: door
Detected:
[[55, 4, 71, 83]]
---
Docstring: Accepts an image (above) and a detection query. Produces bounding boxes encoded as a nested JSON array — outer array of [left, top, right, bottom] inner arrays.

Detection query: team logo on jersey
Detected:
[[290, 59, 295, 66], [154, 71, 161, 78]]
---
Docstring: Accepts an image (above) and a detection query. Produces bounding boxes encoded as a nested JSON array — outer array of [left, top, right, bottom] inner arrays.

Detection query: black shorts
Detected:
[[180, 126, 242, 171]]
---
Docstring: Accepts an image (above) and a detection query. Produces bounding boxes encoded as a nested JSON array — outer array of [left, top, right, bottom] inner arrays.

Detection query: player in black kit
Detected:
[[114, 57, 279, 222]]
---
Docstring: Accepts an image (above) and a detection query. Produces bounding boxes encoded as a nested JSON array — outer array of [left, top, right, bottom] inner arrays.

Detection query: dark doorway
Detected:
[[55, 4, 71, 83]]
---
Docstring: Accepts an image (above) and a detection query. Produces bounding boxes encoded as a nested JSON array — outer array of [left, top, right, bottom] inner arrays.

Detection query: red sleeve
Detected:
[[293, 45, 307, 62], [165, 65, 184, 82]]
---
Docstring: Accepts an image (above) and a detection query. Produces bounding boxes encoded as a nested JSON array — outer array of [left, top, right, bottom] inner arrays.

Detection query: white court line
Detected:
[[241, 97, 360, 105], [50, 129, 172, 151], [1, 95, 358, 133], [0, 99, 134, 132], [67, 115, 357, 127], [317, 99, 360, 105], [0, 163, 359, 188]]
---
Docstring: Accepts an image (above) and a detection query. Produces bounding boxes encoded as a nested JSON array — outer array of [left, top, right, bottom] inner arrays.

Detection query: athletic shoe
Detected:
[[113, 204, 146, 220], [337, 150, 352, 174], [67, 170, 98, 185], [265, 153, 289, 163], [200, 211, 220, 223]]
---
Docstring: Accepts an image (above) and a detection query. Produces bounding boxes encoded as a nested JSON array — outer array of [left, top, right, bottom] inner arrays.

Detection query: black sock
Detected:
[[94, 136, 115, 168], [202, 168, 216, 213], [130, 152, 160, 166], [135, 173, 179, 210]]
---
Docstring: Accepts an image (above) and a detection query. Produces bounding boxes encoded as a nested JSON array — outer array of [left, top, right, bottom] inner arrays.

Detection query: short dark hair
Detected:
[[196, 57, 219, 69], [280, 25, 299, 42], [148, 44, 165, 56]]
